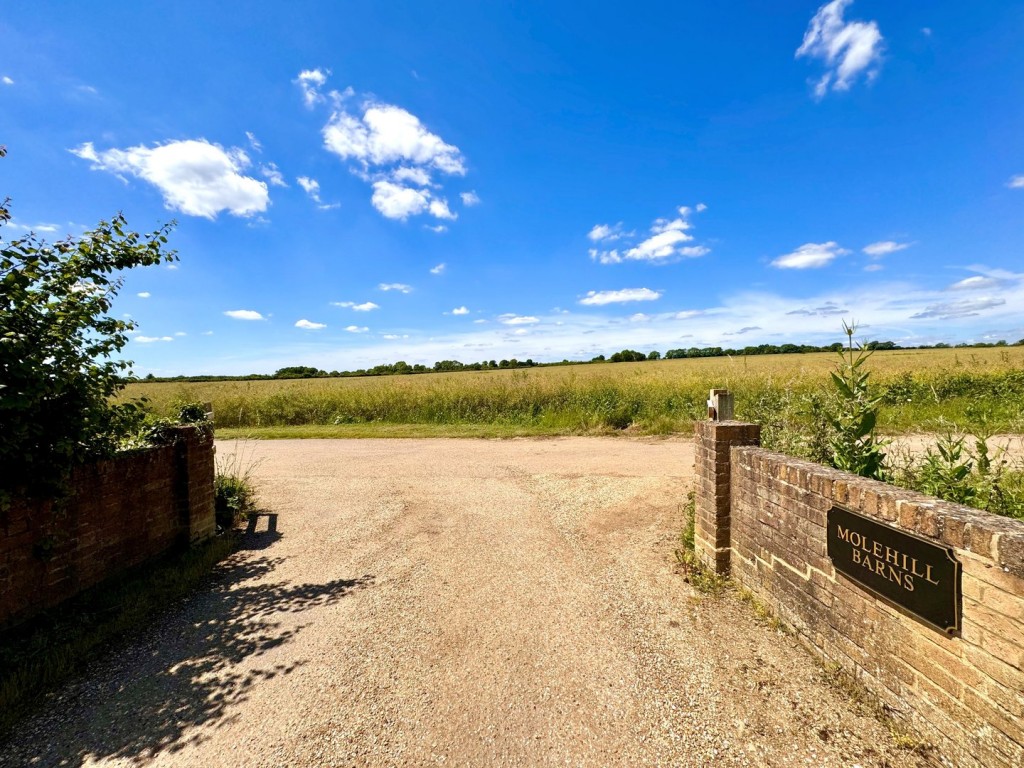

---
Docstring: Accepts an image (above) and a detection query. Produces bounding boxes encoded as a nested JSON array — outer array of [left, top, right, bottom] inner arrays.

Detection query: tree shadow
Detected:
[[0, 552, 373, 766]]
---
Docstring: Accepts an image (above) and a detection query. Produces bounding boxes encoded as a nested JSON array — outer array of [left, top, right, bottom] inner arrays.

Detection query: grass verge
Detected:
[[0, 534, 238, 737]]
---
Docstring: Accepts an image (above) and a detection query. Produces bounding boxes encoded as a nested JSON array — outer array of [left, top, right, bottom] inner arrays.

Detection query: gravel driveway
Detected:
[[1, 437, 927, 767]]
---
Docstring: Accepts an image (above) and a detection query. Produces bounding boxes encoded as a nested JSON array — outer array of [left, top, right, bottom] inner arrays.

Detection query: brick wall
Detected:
[[695, 421, 1024, 767], [0, 426, 216, 631]]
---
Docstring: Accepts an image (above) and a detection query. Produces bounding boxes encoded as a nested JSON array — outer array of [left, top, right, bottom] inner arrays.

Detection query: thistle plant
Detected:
[[828, 322, 887, 480]]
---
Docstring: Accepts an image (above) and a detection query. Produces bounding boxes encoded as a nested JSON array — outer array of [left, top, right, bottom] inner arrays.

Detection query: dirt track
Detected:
[[0, 438, 926, 767]]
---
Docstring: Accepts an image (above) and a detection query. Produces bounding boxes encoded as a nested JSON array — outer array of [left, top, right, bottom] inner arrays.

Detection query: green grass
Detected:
[[124, 347, 1024, 438], [0, 535, 237, 736]]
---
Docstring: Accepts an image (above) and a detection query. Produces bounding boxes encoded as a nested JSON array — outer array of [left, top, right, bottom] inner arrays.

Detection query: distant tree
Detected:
[[274, 366, 325, 379], [591, 354, 606, 362], [647, 351, 661, 360], [609, 349, 645, 363]]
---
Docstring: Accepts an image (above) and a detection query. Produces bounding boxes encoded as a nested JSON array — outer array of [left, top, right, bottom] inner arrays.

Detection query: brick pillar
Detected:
[[172, 426, 217, 545], [694, 420, 760, 575]]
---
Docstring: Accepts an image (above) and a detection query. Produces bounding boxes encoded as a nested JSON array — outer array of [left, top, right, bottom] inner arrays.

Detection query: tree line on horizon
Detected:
[[136, 337, 1023, 383]]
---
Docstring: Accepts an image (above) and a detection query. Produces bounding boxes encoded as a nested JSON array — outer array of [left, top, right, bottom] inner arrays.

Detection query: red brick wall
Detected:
[[694, 420, 1024, 767], [0, 426, 215, 631]]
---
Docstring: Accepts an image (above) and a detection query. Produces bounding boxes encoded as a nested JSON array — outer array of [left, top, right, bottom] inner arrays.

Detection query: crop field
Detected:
[[123, 346, 1024, 439]]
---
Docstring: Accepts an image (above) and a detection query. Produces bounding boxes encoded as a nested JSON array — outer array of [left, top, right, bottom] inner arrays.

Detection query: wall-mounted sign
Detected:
[[827, 505, 961, 634]]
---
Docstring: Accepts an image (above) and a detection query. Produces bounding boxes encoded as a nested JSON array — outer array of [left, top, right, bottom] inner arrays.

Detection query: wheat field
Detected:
[[122, 347, 1024, 438]]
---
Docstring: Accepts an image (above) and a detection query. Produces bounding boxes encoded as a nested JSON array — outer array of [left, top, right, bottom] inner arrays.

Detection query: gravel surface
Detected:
[[1, 437, 929, 767]]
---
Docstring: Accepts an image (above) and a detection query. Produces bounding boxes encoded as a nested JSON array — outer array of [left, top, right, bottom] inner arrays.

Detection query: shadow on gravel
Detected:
[[238, 528, 284, 551], [1, 553, 374, 767]]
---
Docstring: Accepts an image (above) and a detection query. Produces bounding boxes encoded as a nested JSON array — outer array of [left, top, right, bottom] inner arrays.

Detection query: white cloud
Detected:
[[588, 223, 625, 242], [2, 76, 13, 86], [370, 180, 430, 220], [796, 0, 884, 99], [696, 203, 708, 212], [245, 131, 262, 152], [863, 240, 910, 257], [378, 282, 412, 293], [589, 206, 708, 264], [344, 325, 369, 333], [461, 190, 481, 206], [1008, 175, 1024, 189], [430, 263, 446, 275], [948, 276, 999, 291], [175, 331, 187, 337], [498, 314, 540, 325], [382, 333, 409, 340], [324, 102, 466, 174], [70, 139, 269, 219], [202, 330, 214, 336], [428, 198, 457, 220], [771, 241, 848, 269], [295, 319, 327, 329], [452, 306, 470, 315], [6, 220, 61, 233], [137, 291, 151, 298], [224, 309, 264, 320], [393, 166, 433, 186], [425, 224, 448, 233], [297, 176, 322, 202], [864, 263, 884, 272], [313, 75, 469, 224], [135, 335, 173, 343], [260, 163, 287, 187], [579, 288, 662, 306], [295, 68, 329, 108], [333, 301, 380, 311]]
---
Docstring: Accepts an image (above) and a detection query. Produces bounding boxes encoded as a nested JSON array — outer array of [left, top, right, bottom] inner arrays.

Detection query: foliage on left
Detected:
[[0, 145, 177, 503]]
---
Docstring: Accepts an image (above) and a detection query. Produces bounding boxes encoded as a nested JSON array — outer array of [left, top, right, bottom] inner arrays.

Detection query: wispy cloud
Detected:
[[71, 140, 269, 219], [245, 131, 262, 152], [2, 76, 13, 86], [135, 335, 174, 343], [137, 291, 151, 298], [579, 288, 662, 306], [910, 298, 1006, 320], [796, 0, 884, 99], [344, 325, 369, 333], [863, 240, 910, 257], [452, 306, 470, 315], [771, 241, 848, 269], [589, 206, 709, 265], [296, 176, 338, 209], [1008, 175, 1024, 189], [498, 314, 539, 325], [461, 191, 481, 206], [378, 283, 412, 293], [332, 301, 379, 311], [224, 309, 265, 320], [948, 276, 999, 291], [295, 68, 330, 108], [295, 319, 327, 329], [260, 163, 287, 187], [430, 263, 446, 275]]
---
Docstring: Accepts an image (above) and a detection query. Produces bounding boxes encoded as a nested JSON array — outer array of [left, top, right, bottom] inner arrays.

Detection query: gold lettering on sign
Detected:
[[843, 525, 935, 592]]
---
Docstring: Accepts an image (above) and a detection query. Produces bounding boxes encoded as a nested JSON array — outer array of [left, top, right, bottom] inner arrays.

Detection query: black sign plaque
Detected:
[[827, 505, 961, 634]]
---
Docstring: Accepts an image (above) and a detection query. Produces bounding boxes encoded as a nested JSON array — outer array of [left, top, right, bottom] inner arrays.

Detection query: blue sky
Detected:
[[2, 1, 1022, 375]]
